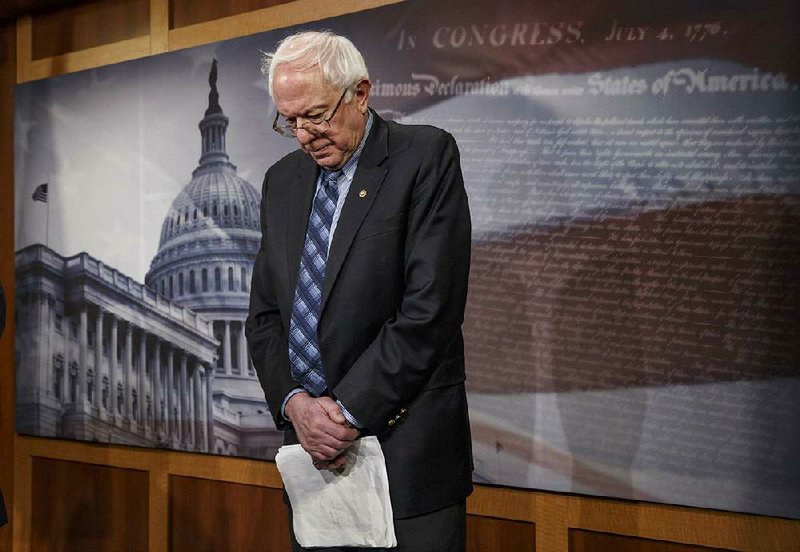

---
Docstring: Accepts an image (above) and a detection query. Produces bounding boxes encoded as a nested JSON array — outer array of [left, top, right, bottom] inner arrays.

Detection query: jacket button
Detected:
[[399, 407, 408, 415], [388, 419, 396, 428]]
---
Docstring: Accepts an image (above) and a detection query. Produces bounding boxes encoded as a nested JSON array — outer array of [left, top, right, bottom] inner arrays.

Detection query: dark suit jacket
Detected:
[[246, 110, 473, 519]]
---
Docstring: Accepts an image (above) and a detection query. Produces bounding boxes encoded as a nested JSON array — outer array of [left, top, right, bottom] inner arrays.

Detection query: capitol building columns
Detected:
[[36, 293, 51, 396], [152, 338, 162, 435], [109, 314, 118, 420], [97, 332, 223, 447], [137, 328, 146, 426], [74, 313, 184, 438], [102, 316, 213, 445], [76, 303, 213, 443], [193, 364, 202, 451], [166, 347, 174, 440], [15, 246, 220, 447], [76, 307, 200, 439], [40, 295, 53, 397], [205, 366, 214, 452], [237, 321, 248, 376], [223, 320, 232, 375], [179, 353, 188, 446], [216, 319, 251, 376], [77, 305, 88, 407], [123, 321, 133, 422], [188, 358, 196, 450], [93, 307, 104, 414]]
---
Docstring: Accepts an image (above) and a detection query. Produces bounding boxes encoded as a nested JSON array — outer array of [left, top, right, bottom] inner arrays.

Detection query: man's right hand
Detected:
[[285, 392, 360, 464]]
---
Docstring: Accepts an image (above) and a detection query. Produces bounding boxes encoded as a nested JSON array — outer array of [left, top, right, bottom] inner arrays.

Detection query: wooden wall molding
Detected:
[[4, 0, 800, 550], [15, 16, 31, 83], [15, 0, 403, 82], [149, 0, 169, 55], [167, 0, 402, 52], [11, 435, 800, 551], [564, 494, 800, 551], [28, 35, 151, 80]]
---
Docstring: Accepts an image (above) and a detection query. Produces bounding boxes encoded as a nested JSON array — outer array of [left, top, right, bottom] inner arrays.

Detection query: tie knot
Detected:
[[322, 170, 341, 188]]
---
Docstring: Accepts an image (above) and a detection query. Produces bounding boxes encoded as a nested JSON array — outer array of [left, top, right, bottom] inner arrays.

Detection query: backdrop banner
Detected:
[[15, 0, 799, 519]]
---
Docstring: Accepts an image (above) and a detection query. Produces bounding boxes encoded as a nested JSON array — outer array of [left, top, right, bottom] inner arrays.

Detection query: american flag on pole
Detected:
[[31, 183, 48, 203]]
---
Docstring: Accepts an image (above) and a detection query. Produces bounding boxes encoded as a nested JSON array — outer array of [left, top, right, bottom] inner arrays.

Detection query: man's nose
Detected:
[[295, 126, 315, 145]]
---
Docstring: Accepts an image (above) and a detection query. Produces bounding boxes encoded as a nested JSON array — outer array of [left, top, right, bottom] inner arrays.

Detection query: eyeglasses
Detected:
[[272, 89, 348, 138]]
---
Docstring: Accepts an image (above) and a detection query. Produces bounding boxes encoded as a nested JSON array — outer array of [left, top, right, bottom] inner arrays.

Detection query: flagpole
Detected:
[[45, 176, 50, 249], [31, 180, 51, 248]]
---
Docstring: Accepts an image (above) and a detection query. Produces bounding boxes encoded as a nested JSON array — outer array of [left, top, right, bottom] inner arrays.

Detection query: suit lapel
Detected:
[[321, 114, 389, 311], [285, 155, 319, 305]]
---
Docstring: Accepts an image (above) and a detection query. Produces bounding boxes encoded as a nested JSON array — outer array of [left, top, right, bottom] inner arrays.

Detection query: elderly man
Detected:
[[246, 30, 472, 551]]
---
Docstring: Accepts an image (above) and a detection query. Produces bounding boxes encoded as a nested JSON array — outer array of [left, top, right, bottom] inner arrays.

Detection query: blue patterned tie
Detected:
[[288, 170, 341, 395]]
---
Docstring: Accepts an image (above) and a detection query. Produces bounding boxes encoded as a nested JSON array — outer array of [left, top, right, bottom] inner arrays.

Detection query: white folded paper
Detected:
[[275, 436, 397, 548]]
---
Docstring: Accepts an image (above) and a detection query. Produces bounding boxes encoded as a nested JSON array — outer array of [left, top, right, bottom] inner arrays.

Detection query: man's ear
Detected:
[[354, 79, 371, 113]]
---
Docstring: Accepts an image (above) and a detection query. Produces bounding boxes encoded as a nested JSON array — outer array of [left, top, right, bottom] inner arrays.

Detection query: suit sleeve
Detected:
[[332, 129, 471, 434], [245, 171, 295, 430]]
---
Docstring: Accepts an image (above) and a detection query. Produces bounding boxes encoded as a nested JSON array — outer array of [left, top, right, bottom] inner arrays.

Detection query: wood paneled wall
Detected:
[[169, 0, 293, 29], [169, 476, 290, 551], [31, 0, 150, 59], [0, 17, 18, 552], [1, 1, 799, 551], [31, 458, 149, 552]]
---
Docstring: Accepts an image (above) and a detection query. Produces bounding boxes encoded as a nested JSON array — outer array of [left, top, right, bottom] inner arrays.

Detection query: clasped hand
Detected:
[[285, 392, 360, 471]]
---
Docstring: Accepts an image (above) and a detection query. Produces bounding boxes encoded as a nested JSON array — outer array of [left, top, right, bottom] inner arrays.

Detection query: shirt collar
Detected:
[[338, 110, 373, 180]]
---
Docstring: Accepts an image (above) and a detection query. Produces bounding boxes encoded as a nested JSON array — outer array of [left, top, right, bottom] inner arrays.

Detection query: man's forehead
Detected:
[[273, 66, 336, 109], [274, 64, 329, 89]]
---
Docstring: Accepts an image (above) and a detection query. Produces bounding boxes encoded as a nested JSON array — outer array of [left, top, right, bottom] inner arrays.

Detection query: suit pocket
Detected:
[[356, 213, 405, 241]]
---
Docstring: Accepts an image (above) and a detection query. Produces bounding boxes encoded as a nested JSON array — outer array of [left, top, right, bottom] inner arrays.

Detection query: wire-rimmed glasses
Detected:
[[272, 89, 348, 138]]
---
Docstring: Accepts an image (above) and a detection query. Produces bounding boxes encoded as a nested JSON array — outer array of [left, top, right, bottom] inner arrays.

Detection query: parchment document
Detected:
[[276, 436, 397, 548]]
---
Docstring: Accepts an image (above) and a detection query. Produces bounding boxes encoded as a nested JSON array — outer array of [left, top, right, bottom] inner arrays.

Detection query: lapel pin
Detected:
[[359, 189, 367, 198]]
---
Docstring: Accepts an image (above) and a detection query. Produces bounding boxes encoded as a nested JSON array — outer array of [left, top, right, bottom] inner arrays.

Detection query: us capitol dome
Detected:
[[145, 60, 281, 458]]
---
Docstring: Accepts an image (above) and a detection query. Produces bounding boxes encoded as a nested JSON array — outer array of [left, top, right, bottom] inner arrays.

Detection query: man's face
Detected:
[[272, 65, 370, 170]]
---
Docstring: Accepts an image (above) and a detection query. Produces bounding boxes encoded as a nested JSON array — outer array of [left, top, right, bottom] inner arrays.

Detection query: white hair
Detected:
[[261, 31, 369, 101]]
